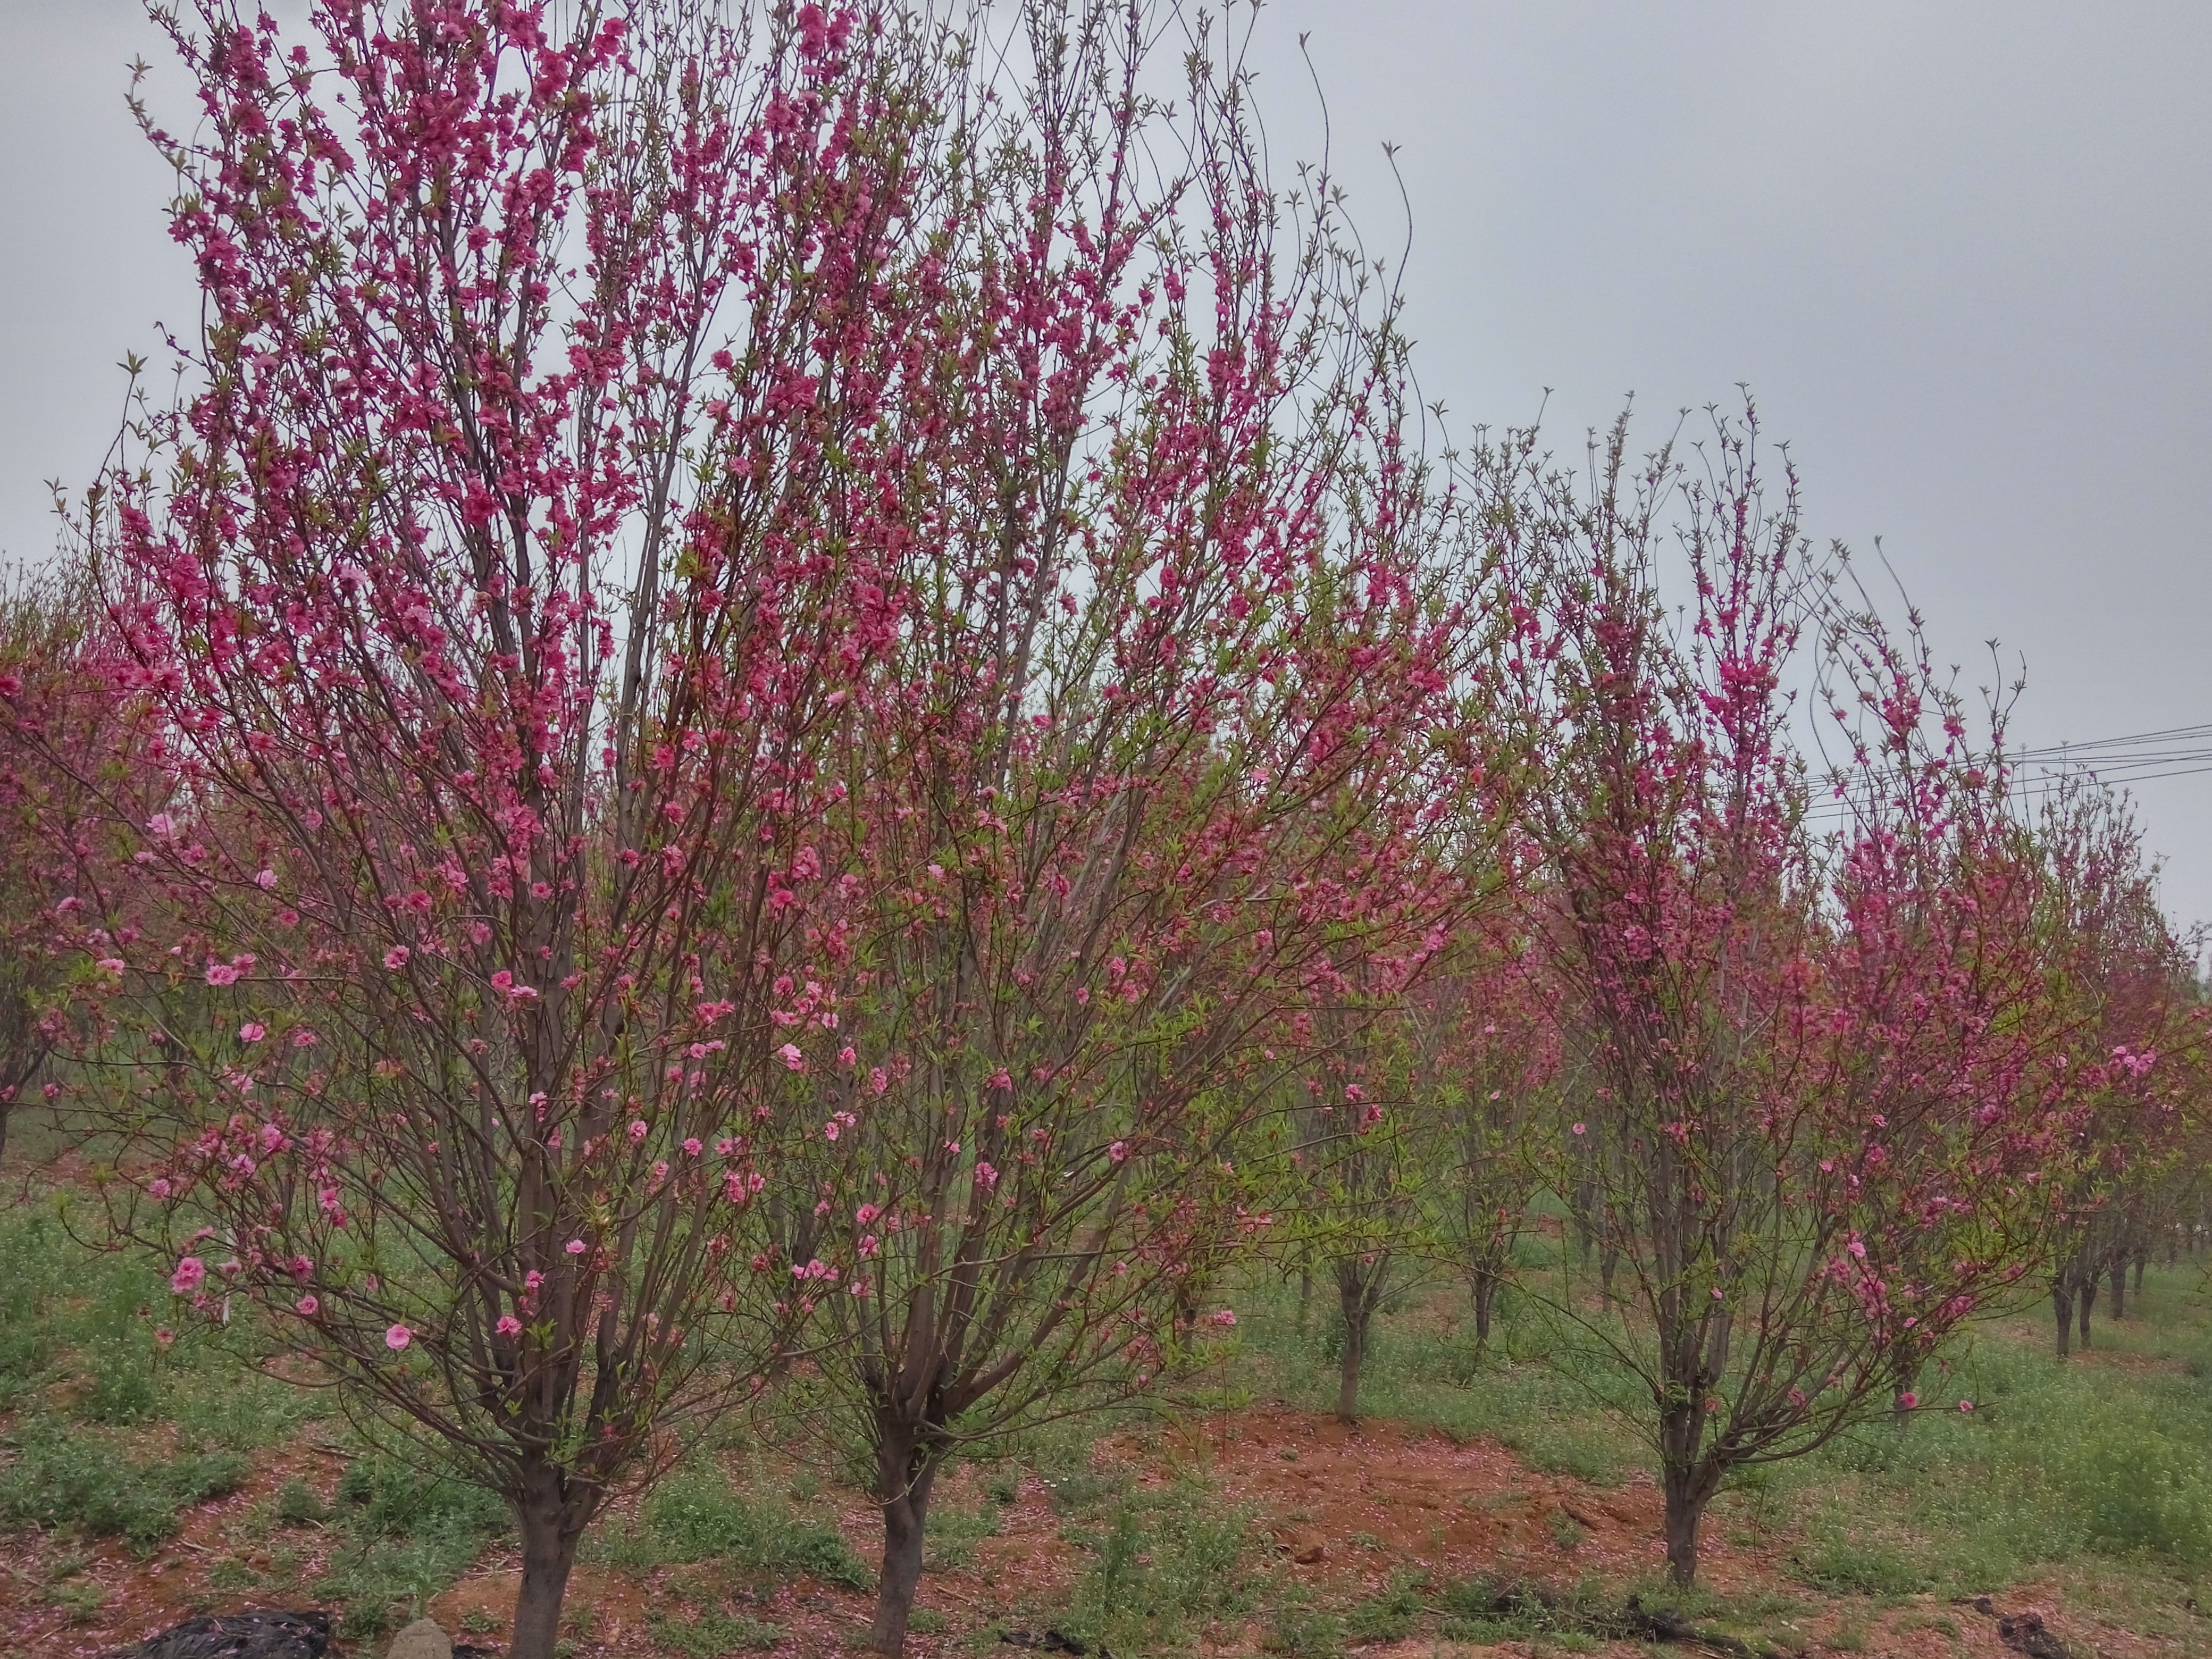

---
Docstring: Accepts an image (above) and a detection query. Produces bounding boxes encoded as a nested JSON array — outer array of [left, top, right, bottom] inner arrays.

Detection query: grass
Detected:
[[584, 1455, 873, 1588]]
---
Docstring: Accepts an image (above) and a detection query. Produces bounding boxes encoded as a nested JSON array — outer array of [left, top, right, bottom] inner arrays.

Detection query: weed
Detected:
[[1041, 1468, 1129, 1515], [1344, 1572, 1426, 1643], [0, 1423, 248, 1551], [1788, 1538, 1933, 1597], [317, 1450, 509, 1639], [606, 1459, 872, 1588], [1058, 1480, 1259, 1654], [1266, 1600, 1344, 1657], [1547, 1506, 1590, 1551], [46, 1580, 105, 1622], [924, 1497, 1000, 1571], [273, 1478, 332, 1524], [646, 1608, 786, 1656]]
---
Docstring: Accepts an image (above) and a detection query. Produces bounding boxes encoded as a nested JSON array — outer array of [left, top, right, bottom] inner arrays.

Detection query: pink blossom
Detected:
[[567, 1238, 587, 1255], [1898, 1390, 1919, 1410], [148, 1178, 172, 1201], [239, 1021, 266, 1043], [383, 946, 410, 969], [857, 1203, 881, 1225], [779, 1043, 805, 1070], [1571, 1122, 1587, 1136], [628, 1119, 649, 1143], [1109, 1141, 1129, 1163], [254, 868, 278, 890], [497, 1315, 523, 1336], [296, 1295, 319, 1317], [385, 1325, 412, 1351], [205, 963, 240, 987], [682, 1137, 702, 1157], [96, 958, 124, 976], [170, 1256, 206, 1294], [1959, 1399, 1975, 1413]]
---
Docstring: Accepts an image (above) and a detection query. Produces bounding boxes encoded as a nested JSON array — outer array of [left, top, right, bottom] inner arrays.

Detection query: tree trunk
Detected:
[[2078, 1274, 2096, 1348], [1337, 1296, 1369, 1425], [1470, 1271, 1496, 1353], [2109, 1259, 2126, 1321], [1660, 1462, 1716, 1587], [2134, 1252, 2147, 1294], [511, 1462, 584, 1659], [868, 1423, 943, 1656], [1296, 1267, 1312, 1335], [2052, 1281, 2072, 1359]]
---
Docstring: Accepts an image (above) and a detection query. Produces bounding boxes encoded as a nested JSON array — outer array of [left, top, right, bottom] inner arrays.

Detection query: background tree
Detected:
[[1411, 904, 1559, 1356], [2030, 781, 2205, 1356], [0, 555, 153, 1166]]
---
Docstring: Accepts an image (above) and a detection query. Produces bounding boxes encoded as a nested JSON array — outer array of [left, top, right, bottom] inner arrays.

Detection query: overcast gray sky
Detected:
[[5, 2, 2208, 923]]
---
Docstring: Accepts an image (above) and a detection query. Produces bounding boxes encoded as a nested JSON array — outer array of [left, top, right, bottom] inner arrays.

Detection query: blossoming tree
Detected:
[[64, 2, 1096, 1650], [1508, 407, 2073, 1586], [716, 4, 1487, 1643]]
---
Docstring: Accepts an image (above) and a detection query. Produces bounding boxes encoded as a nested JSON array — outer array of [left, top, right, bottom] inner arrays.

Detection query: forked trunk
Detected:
[[868, 1422, 944, 1656], [511, 1461, 585, 1659]]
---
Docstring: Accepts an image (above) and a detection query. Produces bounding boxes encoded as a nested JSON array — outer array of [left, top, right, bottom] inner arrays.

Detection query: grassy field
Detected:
[[3, 1180, 2211, 1657]]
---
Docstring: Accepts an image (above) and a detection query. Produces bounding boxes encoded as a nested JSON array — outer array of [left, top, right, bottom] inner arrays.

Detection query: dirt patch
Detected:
[[1119, 1402, 1680, 1591]]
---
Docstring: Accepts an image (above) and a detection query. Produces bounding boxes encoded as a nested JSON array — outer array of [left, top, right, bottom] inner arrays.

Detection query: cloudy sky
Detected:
[[5, 2, 2208, 921]]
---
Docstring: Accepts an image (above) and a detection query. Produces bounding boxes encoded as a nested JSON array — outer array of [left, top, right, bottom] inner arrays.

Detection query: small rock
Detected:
[[387, 1618, 454, 1659]]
